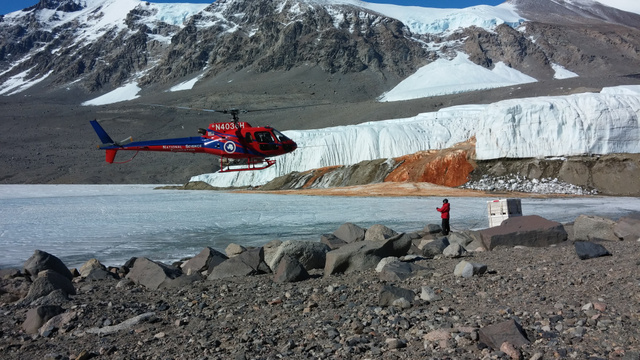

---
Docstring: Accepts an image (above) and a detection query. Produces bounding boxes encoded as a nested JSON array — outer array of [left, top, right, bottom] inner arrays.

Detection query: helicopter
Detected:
[[90, 108, 297, 172]]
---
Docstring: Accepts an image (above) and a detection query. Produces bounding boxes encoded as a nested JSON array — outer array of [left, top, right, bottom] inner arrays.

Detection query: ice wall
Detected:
[[191, 87, 640, 187]]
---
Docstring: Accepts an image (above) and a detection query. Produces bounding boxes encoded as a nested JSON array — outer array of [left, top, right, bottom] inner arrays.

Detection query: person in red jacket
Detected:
[[436, 199, 450, 235]]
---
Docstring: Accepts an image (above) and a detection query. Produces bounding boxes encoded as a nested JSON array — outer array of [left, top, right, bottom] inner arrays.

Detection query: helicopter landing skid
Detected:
[[219, 157, 276, 173]]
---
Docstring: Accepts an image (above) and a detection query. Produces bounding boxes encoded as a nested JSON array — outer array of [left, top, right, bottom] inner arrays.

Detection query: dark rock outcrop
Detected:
[[479, 215, 568, 250]]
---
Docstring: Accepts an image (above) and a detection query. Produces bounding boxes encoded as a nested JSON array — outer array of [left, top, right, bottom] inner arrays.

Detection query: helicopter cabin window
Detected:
[[272, 129, 290, 142], [245, 133, 253, 143], [254, 131, 274, 143]]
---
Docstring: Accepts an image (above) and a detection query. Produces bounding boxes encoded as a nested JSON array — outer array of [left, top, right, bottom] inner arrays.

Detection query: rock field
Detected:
[[1, 215, 640, 360]]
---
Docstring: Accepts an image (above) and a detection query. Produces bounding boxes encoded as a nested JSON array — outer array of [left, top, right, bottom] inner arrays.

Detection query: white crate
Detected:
[[487, 199, 522, 227]]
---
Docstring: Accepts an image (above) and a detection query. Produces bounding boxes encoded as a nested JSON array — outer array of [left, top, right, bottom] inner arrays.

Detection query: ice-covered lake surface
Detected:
[[1, 185, 639, 269]]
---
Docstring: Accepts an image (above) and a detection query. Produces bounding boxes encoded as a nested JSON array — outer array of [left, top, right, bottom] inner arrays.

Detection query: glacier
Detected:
[[192, 86, 640, 187]]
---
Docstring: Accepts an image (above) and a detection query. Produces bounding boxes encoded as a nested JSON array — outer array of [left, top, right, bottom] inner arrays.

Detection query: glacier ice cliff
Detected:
[[191, 86, 640, 187]]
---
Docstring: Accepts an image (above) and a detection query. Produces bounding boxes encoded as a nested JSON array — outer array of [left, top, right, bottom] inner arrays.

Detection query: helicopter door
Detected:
[[254, 131, 278, 151]]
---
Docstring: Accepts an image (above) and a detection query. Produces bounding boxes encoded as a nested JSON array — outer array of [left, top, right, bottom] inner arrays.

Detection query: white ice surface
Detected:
[[1, 185, 639, 269], [82, 82, 142, 106]]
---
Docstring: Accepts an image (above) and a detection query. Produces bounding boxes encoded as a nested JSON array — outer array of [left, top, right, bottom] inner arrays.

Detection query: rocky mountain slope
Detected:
[[0, 0, 639, 185]]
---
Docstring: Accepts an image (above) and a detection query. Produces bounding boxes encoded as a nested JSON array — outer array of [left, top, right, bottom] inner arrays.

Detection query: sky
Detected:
[[1, 0, 505, 16]]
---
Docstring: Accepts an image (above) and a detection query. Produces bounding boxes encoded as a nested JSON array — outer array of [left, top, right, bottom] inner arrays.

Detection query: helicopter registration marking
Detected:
[[212, 122, 247, 131]]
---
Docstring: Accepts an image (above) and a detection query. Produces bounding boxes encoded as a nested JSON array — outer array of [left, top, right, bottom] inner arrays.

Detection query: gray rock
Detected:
[[320, 233, 347, 250], [447, 232, 475, 247], [23, 250, 73, 281], [573, 214, 618, 241], [19, 270, 76, 305], [208, 247, 270, 280], [272, 255, 309, 283], [379, 261, 426, 282], [263, 239, 283, 268], [423, 224, 442, 234], [125, 258, 183, 290], [574, 240, 612, 260], [454, 260, 487, 278], [375, 257, 400, 272], [268, 240, 330, 271], [420, 237, 450, 258], [324, 233, 412, 276], [379, 285, 415, 307], [30, 289, 69, 307], [22, 305, 64, 334], [420, 286, 442, 302], [225, 243, 247, 257], [443, 243, 466, 258], [181, 247, 228, 275], [78, 258, 105, 278], [39, 311, 77, 337], [365, 224, 398, 241], [478, 319, 530, 350], [613, 215, 640, 241], [479, 215, 567, 250], [333, 222, 366, 243]]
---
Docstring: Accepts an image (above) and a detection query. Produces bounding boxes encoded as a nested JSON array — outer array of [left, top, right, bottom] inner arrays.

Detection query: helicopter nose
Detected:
[[284, 141, 297, 153]]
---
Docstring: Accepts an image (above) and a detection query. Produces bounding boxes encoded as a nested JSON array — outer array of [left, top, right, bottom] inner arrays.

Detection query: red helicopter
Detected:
[[90, 109, 297, 172]]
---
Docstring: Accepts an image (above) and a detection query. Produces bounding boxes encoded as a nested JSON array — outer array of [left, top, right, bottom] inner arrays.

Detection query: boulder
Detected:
[[84, 268, 115, 281], [447, 231, 476, 248], [613, 215, 640, 241], [126, 258, 183, 290], [324, 233, 412, 276], [379, 261, 426, 282], [208, 247, 270, 280], [22, 305, 64, 334], [379, 285, 415, 307], [78, 258, 105, 278], [420, 286, 442, 302], [263, 239, 283, 267], [454, 260, 487, 278], [365, 224, 398, 241], [320, 234, 347, 250], [181, 247, 228, 275], [272, 256, 309, 283], [573, 215, 618, 241], [479, 319, 530, 350], [574, 240, 612, 260], [19, 270, 76, 305], [225, 243, 247, 257], [0, 274, 30, 304], [423, 224, 442, 234], [419, 237, 450, 258], [333, 222, 366, 243], [23, 250, 73, 281], [268, 240, 330, 271], [39, 310, 77, 337], [375, 257, 400, 272], [442, 243, 466, 258], [479, 215, 567, 250]]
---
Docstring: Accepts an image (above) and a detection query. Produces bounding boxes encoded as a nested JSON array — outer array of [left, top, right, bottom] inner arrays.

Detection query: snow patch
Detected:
[[379, 53, 537, 102], [82, 82, 141, 106], [551, 63, 579, 79]]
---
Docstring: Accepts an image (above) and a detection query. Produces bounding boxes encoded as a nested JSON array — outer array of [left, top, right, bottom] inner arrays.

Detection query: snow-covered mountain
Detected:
[[0, 0, 639, 187]]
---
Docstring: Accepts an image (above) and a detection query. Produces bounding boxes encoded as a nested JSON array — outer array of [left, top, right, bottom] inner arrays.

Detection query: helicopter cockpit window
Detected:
[[272, 129, 290, 142], [255, 131, 274, 143], [245, 133, 253, 143]]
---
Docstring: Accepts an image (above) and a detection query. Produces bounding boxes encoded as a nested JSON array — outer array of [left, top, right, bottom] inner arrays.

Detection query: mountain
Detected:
[[0, 0, 639, 186]]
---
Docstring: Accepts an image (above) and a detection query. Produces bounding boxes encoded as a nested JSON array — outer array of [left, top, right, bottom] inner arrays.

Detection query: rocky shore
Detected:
[[1, 213, 640, 360]]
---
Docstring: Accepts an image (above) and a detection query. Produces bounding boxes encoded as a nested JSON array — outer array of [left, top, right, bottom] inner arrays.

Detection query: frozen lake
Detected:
[[1, 185, 639, 269]]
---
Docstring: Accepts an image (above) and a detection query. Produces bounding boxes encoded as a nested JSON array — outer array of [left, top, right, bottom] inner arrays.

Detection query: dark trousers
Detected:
[[441, 218, 450, 235]]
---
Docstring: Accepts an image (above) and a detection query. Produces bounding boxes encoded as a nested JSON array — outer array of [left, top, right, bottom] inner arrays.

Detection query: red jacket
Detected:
[[437, 202, 450, 219]]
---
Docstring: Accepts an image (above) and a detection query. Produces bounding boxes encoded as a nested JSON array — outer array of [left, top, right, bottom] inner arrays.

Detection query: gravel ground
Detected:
[[1, 237, 639, 360]]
